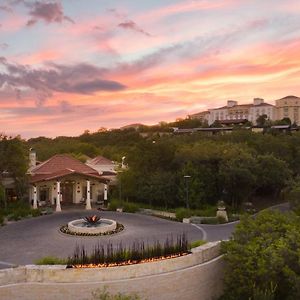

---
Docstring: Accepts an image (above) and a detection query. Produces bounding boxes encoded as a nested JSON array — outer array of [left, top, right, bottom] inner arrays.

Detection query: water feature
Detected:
[[68, 215, 117, 235]]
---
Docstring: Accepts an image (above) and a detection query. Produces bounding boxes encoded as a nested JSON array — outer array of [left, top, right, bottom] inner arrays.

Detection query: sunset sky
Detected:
[[1, 0, 300, 138]]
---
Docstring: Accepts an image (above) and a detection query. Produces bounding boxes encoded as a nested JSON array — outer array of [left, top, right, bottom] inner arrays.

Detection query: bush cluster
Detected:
[[221, 210, 300, 300], [189, 240, 206, 248], [109, 199, 139, 213], [35, 256, 67, 265], [4, 201, 41, 221], [175, 206, 217, 221]]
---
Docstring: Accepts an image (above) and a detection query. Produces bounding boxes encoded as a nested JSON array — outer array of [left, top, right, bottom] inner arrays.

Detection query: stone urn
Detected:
[[216, 201, 228, 222]]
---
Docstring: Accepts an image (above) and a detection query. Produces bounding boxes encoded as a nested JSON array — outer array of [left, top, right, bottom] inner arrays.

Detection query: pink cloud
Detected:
[[139, 0, 239, 21], [0, 13, 26, 32]]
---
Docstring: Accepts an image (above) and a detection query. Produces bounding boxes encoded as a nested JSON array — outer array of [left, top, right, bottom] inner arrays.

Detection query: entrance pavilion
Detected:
[[28, 154, 110, 211]]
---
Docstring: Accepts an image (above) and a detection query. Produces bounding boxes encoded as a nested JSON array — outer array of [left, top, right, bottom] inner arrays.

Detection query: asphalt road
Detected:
[[0, 210, 207, 268], [0, 203, 289, 268]]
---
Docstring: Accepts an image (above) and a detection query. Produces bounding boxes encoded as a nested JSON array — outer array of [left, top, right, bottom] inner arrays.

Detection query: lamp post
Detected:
[[119, 156, 126, 203], [183, 175, 191, 209]]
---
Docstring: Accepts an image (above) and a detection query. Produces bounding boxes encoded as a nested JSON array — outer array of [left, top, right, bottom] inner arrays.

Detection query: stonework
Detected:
[[0, 242, 224, 300]]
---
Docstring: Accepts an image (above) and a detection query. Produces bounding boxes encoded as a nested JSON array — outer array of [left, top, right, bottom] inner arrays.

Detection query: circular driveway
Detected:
[[0, 210, 214, 267], [0, 203, 289, 268]]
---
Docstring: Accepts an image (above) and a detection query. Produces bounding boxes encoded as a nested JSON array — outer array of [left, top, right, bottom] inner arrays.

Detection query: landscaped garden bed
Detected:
[[37, 234, 190, 268], [0, 201, 43, 225], [60, 222, 124, 237]]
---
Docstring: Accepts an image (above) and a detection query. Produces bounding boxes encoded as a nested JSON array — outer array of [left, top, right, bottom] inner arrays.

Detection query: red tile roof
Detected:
[[29, 154, 109, 183], [31, 154, 99, 175], [87, 156, 114, 165], [30, 169, 107, 183]]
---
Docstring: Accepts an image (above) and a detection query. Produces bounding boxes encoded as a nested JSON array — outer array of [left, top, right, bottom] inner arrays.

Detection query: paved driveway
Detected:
[[0, 203, 289, 268], [0, 210, 207, 268]]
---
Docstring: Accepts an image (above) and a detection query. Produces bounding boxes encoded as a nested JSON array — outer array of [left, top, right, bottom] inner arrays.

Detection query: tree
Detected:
[[256, 114, 268, 127], [0, 136, 28, 201], [210, 120, 222, 128], [178, 162, 206, 209], [279, 118, 292, 126], [221, 210, 300, 300], [255, 155, 291, 195], [285, 178, 300, 215], [219, 147, 257, 209]]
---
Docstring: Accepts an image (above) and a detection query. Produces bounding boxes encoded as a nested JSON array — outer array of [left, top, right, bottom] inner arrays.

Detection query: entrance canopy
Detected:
[[28, 154, 111, 211]]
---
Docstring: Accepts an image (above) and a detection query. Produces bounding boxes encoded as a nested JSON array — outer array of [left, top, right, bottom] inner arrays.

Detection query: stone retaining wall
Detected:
[[0, 242, 224, 300]]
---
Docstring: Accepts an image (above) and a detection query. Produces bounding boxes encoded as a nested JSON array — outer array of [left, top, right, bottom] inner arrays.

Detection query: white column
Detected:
[[86, 180, 91, 210], [104, 184, 108, 201], [56, 181, 61, 212], [33, 185, 38, 209]]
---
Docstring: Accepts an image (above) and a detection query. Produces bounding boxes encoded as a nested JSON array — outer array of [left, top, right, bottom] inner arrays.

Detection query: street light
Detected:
[[119, 156, 126, 203], [183, 175, 191, 209]]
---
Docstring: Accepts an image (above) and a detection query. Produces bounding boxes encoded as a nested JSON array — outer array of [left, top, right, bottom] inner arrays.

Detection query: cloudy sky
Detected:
[[1, 0, 300, 138]]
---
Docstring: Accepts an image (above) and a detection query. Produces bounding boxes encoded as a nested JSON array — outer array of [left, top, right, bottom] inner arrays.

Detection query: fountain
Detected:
[[67, 215, 117, 235]]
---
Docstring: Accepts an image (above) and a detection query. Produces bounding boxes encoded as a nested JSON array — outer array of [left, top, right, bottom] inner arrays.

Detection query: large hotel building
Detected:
[[189, 95, 300, 125]]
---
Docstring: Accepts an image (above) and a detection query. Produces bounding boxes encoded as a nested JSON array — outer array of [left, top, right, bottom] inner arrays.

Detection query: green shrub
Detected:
[[123, 202, 139, 213], [189, 240, 206, 249], [4, 201, 34, 220], [221, 210, 300, 300], [175, 208, 192, 221], [91, 287, 141, 300], [31, 209, 41, 217], [108, 199, 120, 211], [197, 205, 217, 217], [228, 214, 240, 222], [175, 206, 217, 221], [217, 215, 227, 224], [200, 217, 219, 224], [35, 256, 67, 265], [109, 200, 139, 213]]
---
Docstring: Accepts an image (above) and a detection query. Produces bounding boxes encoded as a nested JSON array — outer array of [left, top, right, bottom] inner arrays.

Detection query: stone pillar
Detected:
[[104, 184, 108, 201], [33, 185, 38, 209], [86, 180, 91, 210], [56, 181, 62, 212]]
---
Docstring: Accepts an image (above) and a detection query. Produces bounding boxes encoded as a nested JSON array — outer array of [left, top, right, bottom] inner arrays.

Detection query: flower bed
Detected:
[[60, 222, 124, 236]]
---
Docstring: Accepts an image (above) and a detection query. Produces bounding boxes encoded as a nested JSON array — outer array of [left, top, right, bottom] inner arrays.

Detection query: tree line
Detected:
[[23, 128, 300, 210]]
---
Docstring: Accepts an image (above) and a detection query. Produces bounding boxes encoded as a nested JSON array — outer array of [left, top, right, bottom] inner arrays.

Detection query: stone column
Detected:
[[86, 180, 91, 210], [33, 185, 38, 209], [104, 184, 108, 201], [56, 181, 62, 212]]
